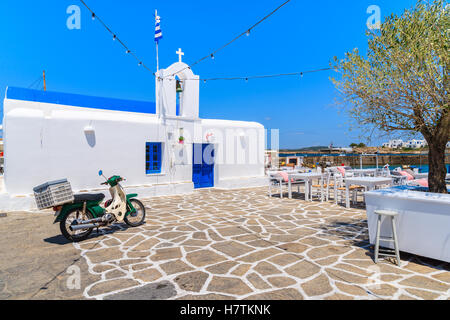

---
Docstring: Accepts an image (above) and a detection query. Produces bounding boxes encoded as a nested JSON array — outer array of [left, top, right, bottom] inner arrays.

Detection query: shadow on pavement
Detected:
[[43, 234, 71, 245], [43, 223, 139, 245]]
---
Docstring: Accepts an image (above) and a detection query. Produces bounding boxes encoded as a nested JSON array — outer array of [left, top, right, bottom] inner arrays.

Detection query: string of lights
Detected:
[[164, 0, 292, 78], [77, 0, 332, 85], [79, 0, 155, 75], [174, 67, 334, 83]]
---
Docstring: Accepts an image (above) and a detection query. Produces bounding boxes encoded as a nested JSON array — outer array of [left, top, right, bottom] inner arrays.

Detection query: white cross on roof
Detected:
[[176, 48, 184, 62]]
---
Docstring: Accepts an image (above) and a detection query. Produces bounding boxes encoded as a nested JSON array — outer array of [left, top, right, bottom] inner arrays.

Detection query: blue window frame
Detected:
[[146, 143, 162, 174]]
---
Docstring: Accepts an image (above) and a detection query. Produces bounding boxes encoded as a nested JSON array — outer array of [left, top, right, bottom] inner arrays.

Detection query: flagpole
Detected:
[[155, 9, 159, 72], [156, 42, 159, 72]]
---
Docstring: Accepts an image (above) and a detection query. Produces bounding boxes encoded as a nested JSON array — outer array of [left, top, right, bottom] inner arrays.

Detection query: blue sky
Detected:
[[0, 0, 418, 147]]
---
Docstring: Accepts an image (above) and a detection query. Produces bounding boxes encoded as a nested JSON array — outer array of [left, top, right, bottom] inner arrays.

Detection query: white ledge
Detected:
[[365, 186, 450, 205]]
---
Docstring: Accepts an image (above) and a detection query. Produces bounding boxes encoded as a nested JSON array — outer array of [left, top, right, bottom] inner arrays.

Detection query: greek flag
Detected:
[[155, 14, 163, 43]]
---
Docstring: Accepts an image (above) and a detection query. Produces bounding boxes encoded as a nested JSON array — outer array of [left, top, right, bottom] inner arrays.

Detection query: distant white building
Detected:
[[382, 139, 404, 149], [404, 139, 427, 149], [382, 139, 429, 149]]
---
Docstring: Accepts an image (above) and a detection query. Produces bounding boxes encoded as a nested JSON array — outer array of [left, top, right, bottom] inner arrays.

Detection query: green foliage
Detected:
[[331, 0, 449, 139], [350, 143, 367, 148], [358, 143, 367, 148], [331, 0, 449, 193]]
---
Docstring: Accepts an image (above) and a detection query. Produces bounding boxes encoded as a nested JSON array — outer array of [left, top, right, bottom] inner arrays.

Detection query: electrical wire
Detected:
[[78, 0, 332, 85], [27, 76, 43, 89], [164, 0, 292, 78], [38, 77, 44, 90], [173, 67, 334, 82], [79, 0, 155, 75]]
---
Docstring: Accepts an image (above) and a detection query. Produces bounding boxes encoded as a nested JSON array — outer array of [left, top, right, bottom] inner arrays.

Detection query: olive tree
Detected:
[[332, 0, 449, 193]]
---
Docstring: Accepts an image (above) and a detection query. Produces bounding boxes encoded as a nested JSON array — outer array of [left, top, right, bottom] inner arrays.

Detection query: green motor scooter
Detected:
[[54, 170, 146, 242]]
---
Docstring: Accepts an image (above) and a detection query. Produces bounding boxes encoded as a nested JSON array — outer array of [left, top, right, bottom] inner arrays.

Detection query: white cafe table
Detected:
[[288, 172, 323, 201], [346, 169, 377, 177], [344, 177, 393, 208], [365, 186, 450, 262]]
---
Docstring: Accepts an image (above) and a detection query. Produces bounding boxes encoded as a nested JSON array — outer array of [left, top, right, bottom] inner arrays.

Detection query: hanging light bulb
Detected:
[[246, 30, 251, 36], [203, 79, 207, 84], [211, 54, 215, 60], [113, 34, 117, 41], [126, 49, 131, 54], [300, 72, 304, 78], [92, 13, 96, 20], [245, 78, 249, 83], [138, 62, 142, 66]]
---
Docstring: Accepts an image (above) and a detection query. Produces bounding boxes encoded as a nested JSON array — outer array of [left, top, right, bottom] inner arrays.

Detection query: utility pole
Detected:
[[43, 70, 46, 91]]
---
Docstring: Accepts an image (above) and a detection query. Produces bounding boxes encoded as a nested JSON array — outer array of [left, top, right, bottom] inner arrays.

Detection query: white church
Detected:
[[0, 51, 266, 211]]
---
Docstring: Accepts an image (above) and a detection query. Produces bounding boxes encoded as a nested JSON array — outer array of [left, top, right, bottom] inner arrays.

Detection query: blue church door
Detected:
[[193, 144, 215, 189]]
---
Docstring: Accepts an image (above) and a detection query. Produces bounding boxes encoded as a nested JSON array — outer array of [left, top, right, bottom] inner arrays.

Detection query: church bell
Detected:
[[176, 80, 183, 93]]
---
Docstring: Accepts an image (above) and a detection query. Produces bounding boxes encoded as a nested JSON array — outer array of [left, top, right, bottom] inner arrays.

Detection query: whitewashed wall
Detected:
[[2, 99, 265, 197]]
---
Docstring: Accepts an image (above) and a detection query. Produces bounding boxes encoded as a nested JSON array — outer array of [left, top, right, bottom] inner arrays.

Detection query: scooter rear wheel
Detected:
[[60, 208, 94, 242], [124, 199, 146, 227]]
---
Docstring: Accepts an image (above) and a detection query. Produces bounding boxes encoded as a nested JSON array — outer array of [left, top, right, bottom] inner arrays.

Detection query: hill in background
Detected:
[[280, 146, 329, 152]]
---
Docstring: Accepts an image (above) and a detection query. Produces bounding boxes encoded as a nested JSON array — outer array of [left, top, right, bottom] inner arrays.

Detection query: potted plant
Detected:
[[178, 136, 185, 145]]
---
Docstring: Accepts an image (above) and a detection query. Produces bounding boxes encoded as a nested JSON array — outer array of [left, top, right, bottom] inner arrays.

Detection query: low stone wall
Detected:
[[282, 154, 450, 168]]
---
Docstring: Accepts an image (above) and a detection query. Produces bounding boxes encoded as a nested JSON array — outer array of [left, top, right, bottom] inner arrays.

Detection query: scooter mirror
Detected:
[[98, 170, 103, 176]]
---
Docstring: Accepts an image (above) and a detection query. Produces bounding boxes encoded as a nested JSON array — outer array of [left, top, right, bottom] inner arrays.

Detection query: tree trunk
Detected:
[[427, 139, 448, 194]]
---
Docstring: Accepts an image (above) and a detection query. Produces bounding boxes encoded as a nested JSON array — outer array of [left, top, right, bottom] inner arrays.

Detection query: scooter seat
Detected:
[[73, 193, 105, 203]]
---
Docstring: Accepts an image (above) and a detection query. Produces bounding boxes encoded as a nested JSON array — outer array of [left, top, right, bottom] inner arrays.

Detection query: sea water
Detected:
[[361, 164, 450, 173]]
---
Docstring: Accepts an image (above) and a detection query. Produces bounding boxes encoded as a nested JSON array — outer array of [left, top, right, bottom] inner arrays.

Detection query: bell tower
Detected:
[[155, 49, 200, 119]]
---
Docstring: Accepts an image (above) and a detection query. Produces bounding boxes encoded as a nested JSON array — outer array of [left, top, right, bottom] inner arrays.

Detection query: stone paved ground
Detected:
[[0, 211, 100, 299], [1, 187, 449, 300]]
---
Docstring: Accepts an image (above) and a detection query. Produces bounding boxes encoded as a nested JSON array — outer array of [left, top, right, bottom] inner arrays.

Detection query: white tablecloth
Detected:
[[365, 186, 450, 262], [344, 177, 393, 208], [287, 172, 323, 201]]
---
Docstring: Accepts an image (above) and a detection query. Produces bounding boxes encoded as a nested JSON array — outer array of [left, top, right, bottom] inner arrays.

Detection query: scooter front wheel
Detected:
[[124, 199, 146, 227]]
